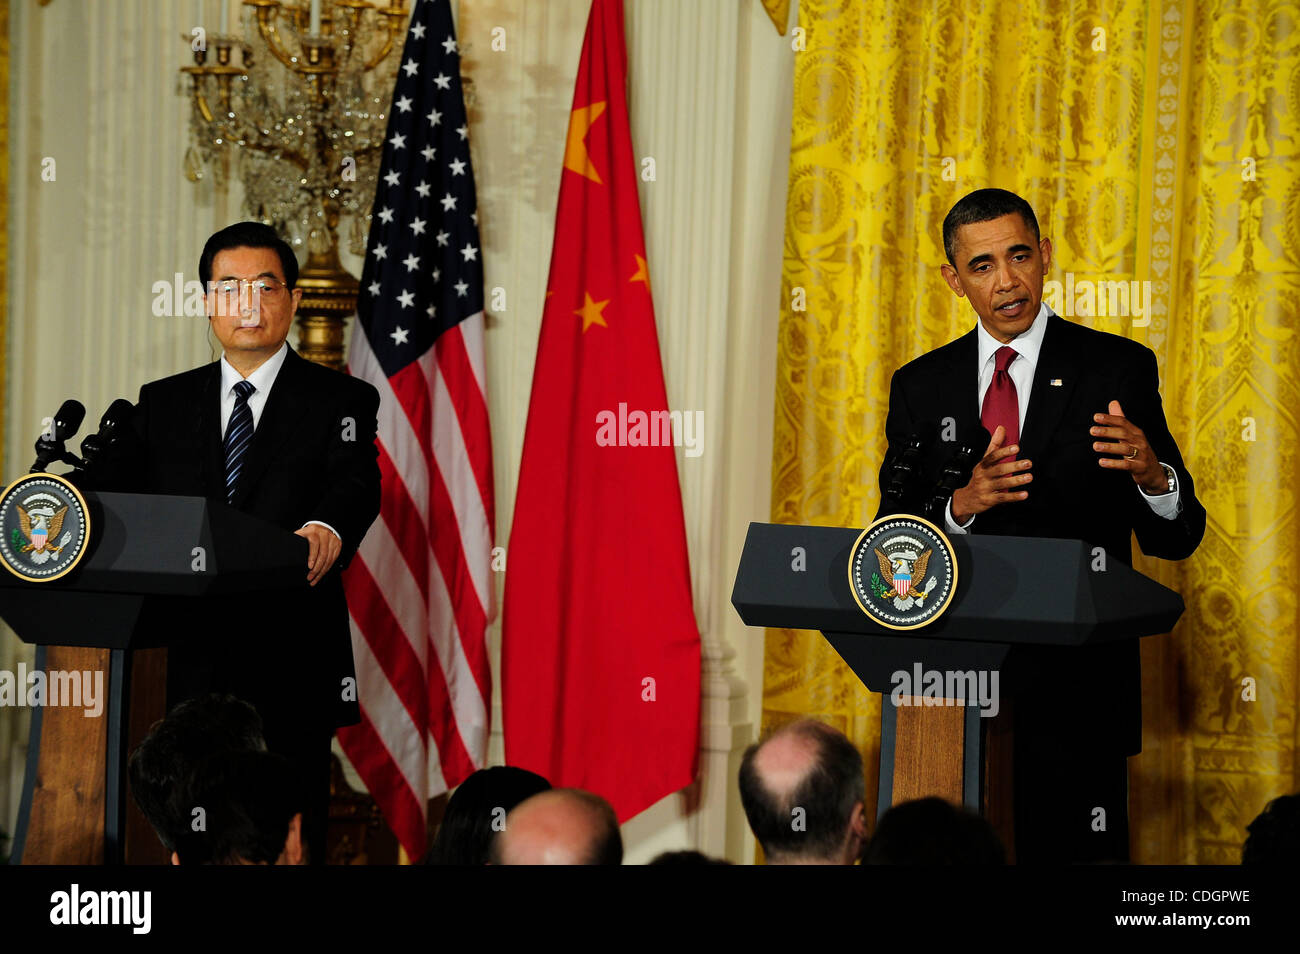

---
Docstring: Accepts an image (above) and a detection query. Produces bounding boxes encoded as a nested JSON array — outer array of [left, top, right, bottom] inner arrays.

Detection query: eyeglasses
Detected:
[[209, 277, 289, 300]]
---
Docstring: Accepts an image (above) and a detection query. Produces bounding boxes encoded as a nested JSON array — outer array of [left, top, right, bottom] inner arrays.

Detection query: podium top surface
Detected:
[[0, 491, 308, 597], [731, 522, 1184, 647]]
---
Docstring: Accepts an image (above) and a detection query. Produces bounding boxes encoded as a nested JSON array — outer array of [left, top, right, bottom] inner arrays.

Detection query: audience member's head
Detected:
[[647, 850, 731, 865], [170, 749, 306, 865], [424, 766, 552, 865], [491, 789, 622, 865], [127, 694, 266, 852], [738, 718, 867, 865], [1242, 793, 1300, 865], [863, 797, 1005, 865]]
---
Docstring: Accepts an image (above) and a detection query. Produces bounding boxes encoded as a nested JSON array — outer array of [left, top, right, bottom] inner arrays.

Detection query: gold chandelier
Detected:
[[181, 0, 409, 369]]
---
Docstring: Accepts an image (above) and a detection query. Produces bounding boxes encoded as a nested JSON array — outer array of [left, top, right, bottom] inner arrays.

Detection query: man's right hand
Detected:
[[950, 425, 1032, 523]]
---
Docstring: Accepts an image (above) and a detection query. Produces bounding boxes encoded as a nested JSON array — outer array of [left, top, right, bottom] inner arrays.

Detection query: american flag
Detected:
[[339, 0, 494, 860]]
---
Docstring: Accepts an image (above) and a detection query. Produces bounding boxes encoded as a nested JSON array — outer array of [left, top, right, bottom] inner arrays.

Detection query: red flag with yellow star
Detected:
[[501, 0, 701, 822]]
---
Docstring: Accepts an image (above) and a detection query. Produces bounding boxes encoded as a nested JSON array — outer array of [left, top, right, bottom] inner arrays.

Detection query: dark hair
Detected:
[[199, 221, 299, 289], [942, 188, 1041, 266], [170, 749, 305, 865], [1242, 793, 1300, 865], [424, 766, 551, 865], [647, 850, 731, 865], [127, 694, 266, 852], [863, 796, 1005, 865], [570, 790, 623, 865], [738, 719, 865, 862]]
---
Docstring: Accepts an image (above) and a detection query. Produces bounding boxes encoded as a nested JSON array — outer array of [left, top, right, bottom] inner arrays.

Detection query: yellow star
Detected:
[[574, 292, 611, 332], [629, 254, 649, 287], [563, 102, 607, 185]]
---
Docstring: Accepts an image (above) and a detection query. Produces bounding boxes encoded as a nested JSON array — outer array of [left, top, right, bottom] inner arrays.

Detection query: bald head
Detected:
[[493, 789, 622, 865], [739, 719, 867, 864]]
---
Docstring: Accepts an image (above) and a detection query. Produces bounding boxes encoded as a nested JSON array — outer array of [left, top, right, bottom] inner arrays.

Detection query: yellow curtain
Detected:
[[764, 0, 1299, 863], [0, 0, 8, 479]]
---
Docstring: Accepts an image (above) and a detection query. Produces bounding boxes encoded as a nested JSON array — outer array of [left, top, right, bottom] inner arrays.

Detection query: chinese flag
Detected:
[[501, 0, 701, 821]]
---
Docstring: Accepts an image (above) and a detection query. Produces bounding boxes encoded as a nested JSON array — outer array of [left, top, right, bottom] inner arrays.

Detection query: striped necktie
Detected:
[[223, 379, 256, 503]]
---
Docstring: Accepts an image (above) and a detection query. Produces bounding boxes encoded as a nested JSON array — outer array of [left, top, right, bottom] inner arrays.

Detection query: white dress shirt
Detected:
[[945, 304, 1180, 534], [220, 342, 341, 543]]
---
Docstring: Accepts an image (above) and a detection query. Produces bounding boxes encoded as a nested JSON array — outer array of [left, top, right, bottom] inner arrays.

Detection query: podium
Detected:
[[731, 521, 1184, 850], [0, 491, 308, 865]]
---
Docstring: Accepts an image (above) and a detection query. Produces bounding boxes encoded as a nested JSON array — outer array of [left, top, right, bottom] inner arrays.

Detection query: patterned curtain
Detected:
[[0, 0, 7, 470], [764, 0, 1299, 863]]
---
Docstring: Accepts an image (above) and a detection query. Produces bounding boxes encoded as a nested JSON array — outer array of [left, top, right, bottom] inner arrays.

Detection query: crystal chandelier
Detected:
[[181, 0, 409, 368]]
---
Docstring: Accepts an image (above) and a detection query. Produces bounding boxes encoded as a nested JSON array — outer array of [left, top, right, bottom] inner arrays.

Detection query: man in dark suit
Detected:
[[125, 222, 381, 863], [877, 189, 1205, 863]]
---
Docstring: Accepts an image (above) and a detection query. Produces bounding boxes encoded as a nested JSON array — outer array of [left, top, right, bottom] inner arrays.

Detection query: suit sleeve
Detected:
[[1123, 348, 1206, 560], [875, 368, 914, 519], [307, 381, 382, 571]]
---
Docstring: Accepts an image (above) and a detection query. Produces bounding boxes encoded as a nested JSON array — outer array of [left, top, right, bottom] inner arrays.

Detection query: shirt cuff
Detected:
[[945, 496, 975, 534], [1139, 463, 1181, 520], [302, 520, 342, 544]]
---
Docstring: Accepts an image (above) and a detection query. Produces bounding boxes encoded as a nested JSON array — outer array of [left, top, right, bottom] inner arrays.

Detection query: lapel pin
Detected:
[[1050, 378, 1063, 386]]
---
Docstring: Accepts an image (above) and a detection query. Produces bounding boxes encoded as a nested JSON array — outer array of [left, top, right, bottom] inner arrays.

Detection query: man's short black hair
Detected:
[[170, 749, 305, 865], [738, 719, 865, 862], [424, 766, 552, 865], [942, 188, 1041, 266], [127, 694, 266, 852], [1242, 793, 1300, 864], [647, 850, 731, 865], [863, 796, 1005, 865], [199, 221, 299, 289]]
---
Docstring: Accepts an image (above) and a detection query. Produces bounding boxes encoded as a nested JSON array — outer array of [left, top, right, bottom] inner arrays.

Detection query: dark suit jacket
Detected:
[[876, 312, 1205, 754], [126, 345, 381, 734]]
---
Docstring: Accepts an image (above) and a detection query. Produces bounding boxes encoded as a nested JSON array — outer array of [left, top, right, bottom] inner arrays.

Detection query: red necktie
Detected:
[[981, 345, 1019, 458]]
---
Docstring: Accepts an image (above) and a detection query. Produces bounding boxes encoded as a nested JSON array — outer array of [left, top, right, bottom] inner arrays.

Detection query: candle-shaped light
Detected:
[[195, 0, 204, 28], [220, 0, 229, 34], [310, 0, 322, 35]]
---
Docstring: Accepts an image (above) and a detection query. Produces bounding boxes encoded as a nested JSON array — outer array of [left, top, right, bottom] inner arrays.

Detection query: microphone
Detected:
[[926, 441, 981, 522], [30, 399, 86, 473], [880, 424, 936, 515], [79, 399, 135, 467]]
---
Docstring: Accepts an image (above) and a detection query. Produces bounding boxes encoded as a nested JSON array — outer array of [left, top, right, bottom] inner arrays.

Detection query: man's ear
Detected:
[[1039, 235, 1053, 274], [940, 262, 966, 298], [170, 851, 180, 866], [850, 800, 868, 837], [280, 812, 305, 866]]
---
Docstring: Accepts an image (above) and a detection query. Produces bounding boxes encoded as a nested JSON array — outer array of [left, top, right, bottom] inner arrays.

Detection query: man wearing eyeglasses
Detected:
[[125, 221, 381, 864]]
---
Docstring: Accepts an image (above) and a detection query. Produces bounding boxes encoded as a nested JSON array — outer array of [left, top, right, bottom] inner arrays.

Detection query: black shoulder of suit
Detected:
[[138, 347, 379, 403], [139, 361, 215, 397], [282, 347, 381, 401], [895, 312, 1155, 381], [893, 327, 973, 381]]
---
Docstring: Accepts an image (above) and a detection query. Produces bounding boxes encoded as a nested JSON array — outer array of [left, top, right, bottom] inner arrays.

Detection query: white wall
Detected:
[[2, 0, 794, 863]]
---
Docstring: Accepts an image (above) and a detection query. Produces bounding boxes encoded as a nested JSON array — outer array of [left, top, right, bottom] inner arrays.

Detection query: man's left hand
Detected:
[[295, 524, 342, 586], [1091, 399, 1166, 493]]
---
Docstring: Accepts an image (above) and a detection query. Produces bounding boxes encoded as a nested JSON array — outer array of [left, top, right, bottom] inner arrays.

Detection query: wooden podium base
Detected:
[[877, 696, 1016, 862], [12, 645, 167, 865]]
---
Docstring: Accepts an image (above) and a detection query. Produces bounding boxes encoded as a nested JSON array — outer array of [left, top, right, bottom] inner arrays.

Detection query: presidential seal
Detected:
[[0, 472, 91, 582], [847, 514, 957, 630]]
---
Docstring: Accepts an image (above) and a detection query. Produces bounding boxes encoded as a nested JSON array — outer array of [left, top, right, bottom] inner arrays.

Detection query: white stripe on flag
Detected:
[[421, 348, 493, 615], [349, 323, 432, 530], [348, 611, 433, 803], [356, 514, 429, 669], [427, 545, 489, 769]]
